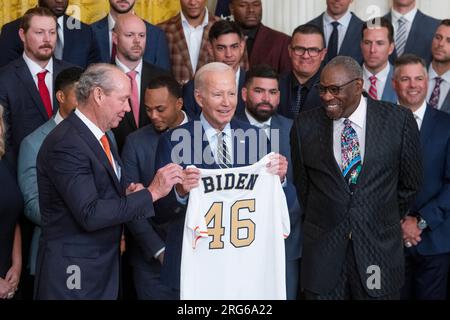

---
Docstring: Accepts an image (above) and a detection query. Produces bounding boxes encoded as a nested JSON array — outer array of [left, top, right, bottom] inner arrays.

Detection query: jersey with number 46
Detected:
[[180, 153, 290, 300]]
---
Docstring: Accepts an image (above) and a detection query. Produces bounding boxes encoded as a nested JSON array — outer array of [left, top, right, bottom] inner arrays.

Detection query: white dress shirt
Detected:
[[23, 53, 55, 108], [363, 63, 391, 100], [75, 109, 119, 178], [244, 109, 271, 137], [181, 8, 209, 72], [323, 10, 352, 53], [54, 110, 64, 125], [115, 58, 143, 102], [427, 65, 450, 110], [412, 100, 427, 130], [333, 96, 367, 169], [391, 7, 417, 41]]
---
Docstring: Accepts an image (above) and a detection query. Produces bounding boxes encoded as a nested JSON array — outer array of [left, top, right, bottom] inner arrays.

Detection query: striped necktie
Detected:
[[395, 17, 408, 56], [368, 75, 378, 100], [217, 131, 231, 168]]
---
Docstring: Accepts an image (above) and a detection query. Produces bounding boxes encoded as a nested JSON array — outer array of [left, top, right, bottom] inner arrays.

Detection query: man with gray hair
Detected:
[[291, 56, 422, 299], [34, 63, 184, 299]]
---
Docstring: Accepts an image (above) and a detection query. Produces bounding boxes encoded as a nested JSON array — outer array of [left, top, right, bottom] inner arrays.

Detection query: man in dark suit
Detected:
[[235, 64, 302, 300], [361, 17, 397, 103], [34, 63, 184, 299], [0, 7, 73, 161], [183, 20, 246, 119], [308, 0, 364, 64], [158, 0, 219, 84], [122, 75, 189, 300], [154, 62, 288, 295], [427, 19, 450, 114], [110, 14, 169, 152], [0, 0, 100, 68], [391, 55, 450, 300], [291, 56, 422, 299], [90, 0, 170, 70], [385, 0, 440, 65], [229, 0, 291, 73], [279, 24, 326, 120]]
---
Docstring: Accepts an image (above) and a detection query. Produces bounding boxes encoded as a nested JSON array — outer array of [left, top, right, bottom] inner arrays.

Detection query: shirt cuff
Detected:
[[175, 187, 188, 205], [154, 247, 165, 259]]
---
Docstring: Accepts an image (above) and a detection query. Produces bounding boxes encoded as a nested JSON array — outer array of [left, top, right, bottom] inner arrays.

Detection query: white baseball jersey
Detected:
[[180, 153, 290, 300]]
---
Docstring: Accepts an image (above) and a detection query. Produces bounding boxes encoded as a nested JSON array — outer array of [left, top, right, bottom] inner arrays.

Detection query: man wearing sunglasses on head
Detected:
[[290, 55, 422, 300], [278, 24, 326, 120]]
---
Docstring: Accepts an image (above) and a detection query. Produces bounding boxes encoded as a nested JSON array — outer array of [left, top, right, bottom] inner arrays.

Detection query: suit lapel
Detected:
[[139, 63, 152, 127], [441, 91, 450, 114], [15, 58, 50, 121], [69, 113, 123, 193], [174, 14, 194, 75], [381, 64, 397, 102], [419, 106, 434, 146], [340, 14, 358, 54], [404, 11, 422, 53], [95, 17, 110, 63]]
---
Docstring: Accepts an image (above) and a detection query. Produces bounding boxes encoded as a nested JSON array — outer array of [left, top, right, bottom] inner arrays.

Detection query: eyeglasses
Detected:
[[290, 46, 324, 57], [317, 78, 360, 96]]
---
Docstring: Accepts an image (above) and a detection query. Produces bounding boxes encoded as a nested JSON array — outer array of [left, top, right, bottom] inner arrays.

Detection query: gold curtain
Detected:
[[0, 0, 180, 28]]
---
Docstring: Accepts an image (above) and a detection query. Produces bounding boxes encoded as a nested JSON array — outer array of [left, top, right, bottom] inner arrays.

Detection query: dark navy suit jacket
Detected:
[[234, 111, 302, 261], [0, 57, 73, 159], [90, 16, 171, 71], [411, 106, 450, 256], [0, 15, 100, 68], [34, 112, 155, 299], [182, 68, 246, 119], [308, 12, 364, 64], [154, 119, 269, 290], [385, 10, 440, 66]]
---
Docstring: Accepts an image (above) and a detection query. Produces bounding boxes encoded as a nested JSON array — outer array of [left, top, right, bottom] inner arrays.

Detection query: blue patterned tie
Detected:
[[341, 119, 362, 190]]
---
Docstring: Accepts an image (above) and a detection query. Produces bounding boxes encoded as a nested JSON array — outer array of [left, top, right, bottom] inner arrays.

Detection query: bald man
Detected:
[[111, 14, 169, 152]]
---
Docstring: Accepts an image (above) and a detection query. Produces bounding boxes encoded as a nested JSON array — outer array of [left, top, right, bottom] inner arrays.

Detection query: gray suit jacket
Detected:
[[380, 64, 397, 103]]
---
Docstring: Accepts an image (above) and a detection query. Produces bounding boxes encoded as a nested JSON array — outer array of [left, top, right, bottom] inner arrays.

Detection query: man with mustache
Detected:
[[291, 56, 422, 299], [91, 0, 170, 70], [0, 7, 73, 162], [426, 19, 450, 114], [111, 14, 169, 152], [235, 64, 302, 300], [0, 0, 100, 68]]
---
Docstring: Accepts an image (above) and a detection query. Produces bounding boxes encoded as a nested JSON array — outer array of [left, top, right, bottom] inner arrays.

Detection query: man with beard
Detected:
[[290, 56, 422, 299], [0, 0, 100, 68], [235, 64, 302, 300], [111, 14, 169, 152], [121, 75, 189, 300], [229, 0, 291, 74], [91, 0, 170, 70], [426, 19, 450, 113], [158, 0, 219, 84], [0, 7, 73, 161]]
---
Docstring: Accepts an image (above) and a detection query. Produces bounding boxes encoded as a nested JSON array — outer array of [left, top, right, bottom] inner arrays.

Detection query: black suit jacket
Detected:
[[291, 97, 422, 297], [112, 61, 169, 152], [0, 57, 73, 159], [182, 68, 246, 119], [0, 15, 100, 68], [308, 12, 364, 64], [278, 71, 323, 119], [35, 112, 154, 299]]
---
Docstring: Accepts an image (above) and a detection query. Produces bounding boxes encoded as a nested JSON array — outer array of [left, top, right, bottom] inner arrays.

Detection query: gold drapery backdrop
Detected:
[[0, 0, 180, 28]]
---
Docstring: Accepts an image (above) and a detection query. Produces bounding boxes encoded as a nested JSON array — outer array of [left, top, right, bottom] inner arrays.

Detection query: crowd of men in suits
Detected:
[[0, 0, 449, 300]]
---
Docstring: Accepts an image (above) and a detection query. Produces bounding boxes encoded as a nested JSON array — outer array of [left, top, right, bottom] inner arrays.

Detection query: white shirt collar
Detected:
[[392, 7, 417, 23], [429, 64, 450, 83], [115, 58, 143, 75], [412, 100, 427, 130], [200, 112, 231, 137], [22, 52, 53, 76], [54, 110, 65, 125], [57, 16, 64, 29], [363, 62, 391, 83], [180, 111, 189, 125], [180, 8, 209, 28], [324, 10, 352, 27], [108, 13, 116, 31], [244, 109, 271, 128], [74, 109, 104, 140], [334, 95, 367, 130]]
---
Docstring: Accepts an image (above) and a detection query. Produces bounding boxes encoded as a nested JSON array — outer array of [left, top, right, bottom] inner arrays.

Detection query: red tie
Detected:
[[126, 70, 140, 127], [37, 70, 53, 119], [368, 75, 378, 100]]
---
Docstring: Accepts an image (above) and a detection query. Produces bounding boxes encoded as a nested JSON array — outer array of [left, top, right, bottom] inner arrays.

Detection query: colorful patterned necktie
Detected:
[[368, 75, 378, 100], [429, 77, 443, 109], [341, 119, 362, 190]]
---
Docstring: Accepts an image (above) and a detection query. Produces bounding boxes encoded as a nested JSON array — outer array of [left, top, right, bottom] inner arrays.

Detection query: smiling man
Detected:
[[290, 55, 422, 300]]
